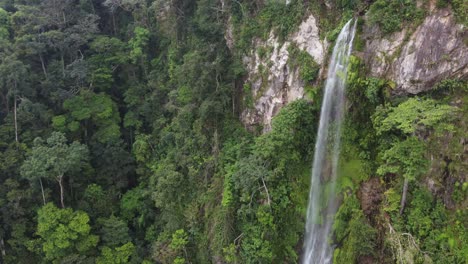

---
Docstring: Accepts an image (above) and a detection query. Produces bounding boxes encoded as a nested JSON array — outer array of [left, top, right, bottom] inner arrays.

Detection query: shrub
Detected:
[[368, 0, 424, 34], [287, 44, 320, 83]]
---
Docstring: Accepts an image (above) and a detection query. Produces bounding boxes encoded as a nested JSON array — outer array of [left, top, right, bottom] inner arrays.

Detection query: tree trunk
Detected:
[[61, 53, 65, 78], [58, 175, 65, 208], [399, 178, 409, 215], [0, 238, 5, 259], [112, 12, 116, 35], [62, 11, 66, 25], [89, 0, 96, 14], [13, 96, 18, 143], [0, 93, 8, 114], [39, 54, 48, 79], [39, 178, 46, 205]]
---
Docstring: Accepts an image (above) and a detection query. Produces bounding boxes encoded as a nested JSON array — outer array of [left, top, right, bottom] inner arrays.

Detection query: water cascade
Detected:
[[302, 19, 357, 264]]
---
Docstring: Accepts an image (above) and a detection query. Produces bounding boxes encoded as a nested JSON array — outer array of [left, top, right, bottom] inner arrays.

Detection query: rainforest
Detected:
[[0, 0, 466, 263]]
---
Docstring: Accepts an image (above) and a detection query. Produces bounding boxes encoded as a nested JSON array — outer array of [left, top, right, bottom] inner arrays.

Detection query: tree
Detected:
[[53, 90, 121, 143], [333, 195, 377, 263], [0, 53, 30, 143], [0, 8, 8, 40], [169, 229, 188, 263], [80, 184, 114, 219], [87, 36, 128, 91], [0, 178, 39, 263], [373, 98, 457, 214], [89, 140, 135, 190], [20, 132, 89, 208], [100, 215, 131, 247], [35, 203, 99, 262], [96, 242, 135, 264], [373, 98, 456, 137], [128, 26, 150, 64], [151, 162, 188, 230], [377, 137, 428, 214]]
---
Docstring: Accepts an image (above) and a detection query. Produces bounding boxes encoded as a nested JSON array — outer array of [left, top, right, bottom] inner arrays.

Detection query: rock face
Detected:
[[364, 8, 467, 94], [358, 177, 383, 218], [240, 15, 326, 131], [292, 15, 326, 65], [239, 7, 466, 130]]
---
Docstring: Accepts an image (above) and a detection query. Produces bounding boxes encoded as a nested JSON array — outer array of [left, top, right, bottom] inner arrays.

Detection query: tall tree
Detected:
[[0, 54, 30, 143], [20, 132, 89, 208], [52, 90, 121, 143], [34, 203, 99, 262], [373, 98, 457, 214]]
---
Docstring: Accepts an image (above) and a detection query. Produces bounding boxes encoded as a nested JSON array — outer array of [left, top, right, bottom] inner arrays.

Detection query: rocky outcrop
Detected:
[[240, 15, 326, 131], [364, 8, 467, 94], [239, 6, 466, 130], [292, 15, 326, 65], [358, 177, 383, 218]]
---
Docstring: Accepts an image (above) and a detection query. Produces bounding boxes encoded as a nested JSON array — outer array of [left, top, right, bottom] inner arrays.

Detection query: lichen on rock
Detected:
[[240, 14, 326, 131], [364, 8, 467, 94]]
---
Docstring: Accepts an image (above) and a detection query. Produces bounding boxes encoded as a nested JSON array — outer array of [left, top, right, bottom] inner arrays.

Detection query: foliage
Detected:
[[20, 132, 89, 207], [233, 0, 306, 51], [396, 187, 468, 263], [333, 195, 377, 263], [451, 0, 468, 26], [55, 90, 121, 143], [287, 44, 320, 83], [377, 137, 428, 181], [337, 159, 369, 192], [169, 229, 188, 251], [80, 184, 114, 219], [368, 0, 424, 34], [0, 7, 8, 40], [430, 79, 467, 98], [0, 1, 466, 263], [100, 215, 130, 247], [373, 98, 456, 136], [221, 100, 317, 262], [34, 203, 99, 262], [343, 55, 384, 167], [129, 26, 150, 64], [96, 242, 135, 264]]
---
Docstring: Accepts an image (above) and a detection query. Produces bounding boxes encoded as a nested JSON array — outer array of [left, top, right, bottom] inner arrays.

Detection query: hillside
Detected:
[[0, 0, 466, 263]]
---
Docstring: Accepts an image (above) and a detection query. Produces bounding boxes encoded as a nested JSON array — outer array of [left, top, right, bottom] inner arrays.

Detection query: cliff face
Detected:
[[239, 15, 326, 131], [364, 7, 467, 94], [238, 6, 466, 129]]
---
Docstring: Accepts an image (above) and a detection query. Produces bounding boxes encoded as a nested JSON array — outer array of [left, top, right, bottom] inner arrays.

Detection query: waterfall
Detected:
[[302, 19, 356, 264]]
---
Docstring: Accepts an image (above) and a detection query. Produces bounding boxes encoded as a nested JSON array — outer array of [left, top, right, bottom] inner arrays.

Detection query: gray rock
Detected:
[[240, 14, 325, 131], [365, 8, 467, 94]]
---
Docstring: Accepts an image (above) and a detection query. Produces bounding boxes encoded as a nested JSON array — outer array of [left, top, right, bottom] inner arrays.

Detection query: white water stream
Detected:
[[302, 19, 357, 264]]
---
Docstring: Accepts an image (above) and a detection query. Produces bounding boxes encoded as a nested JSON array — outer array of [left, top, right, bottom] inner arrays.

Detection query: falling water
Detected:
[[302, 19, 356, 264]]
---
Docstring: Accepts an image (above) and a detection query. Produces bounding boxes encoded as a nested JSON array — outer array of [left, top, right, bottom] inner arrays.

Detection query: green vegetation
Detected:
[[232, 0, 306, 51], [21, 132, 89, 208], [452, 0, 468, 26], [368, 0, 424, 34], [333, 195, 377, 263], [439, 0, 468, 26], [288, 44, 320, 83], [222, 100, 317, 262], [0, 0, 466, 263], [332, 47, 466, 263], [33, 203, 99, 262]]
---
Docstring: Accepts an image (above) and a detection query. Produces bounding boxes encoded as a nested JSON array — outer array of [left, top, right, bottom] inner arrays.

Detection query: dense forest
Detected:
[[0, 0, 466, 263]]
